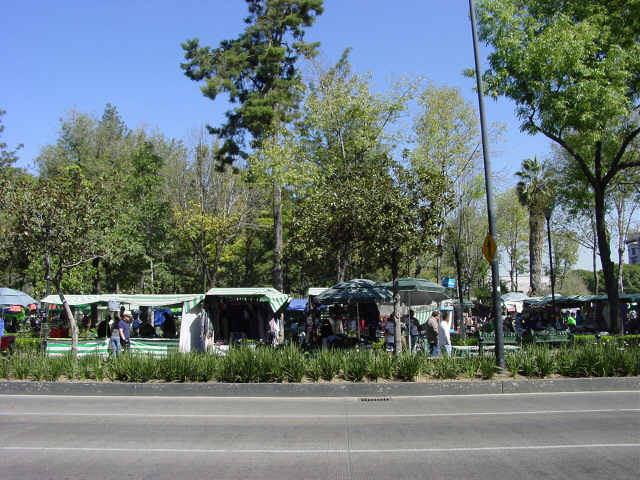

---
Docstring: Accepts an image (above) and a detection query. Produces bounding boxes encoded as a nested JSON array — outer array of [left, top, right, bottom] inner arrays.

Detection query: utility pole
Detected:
[[469, 0, 505, 369]]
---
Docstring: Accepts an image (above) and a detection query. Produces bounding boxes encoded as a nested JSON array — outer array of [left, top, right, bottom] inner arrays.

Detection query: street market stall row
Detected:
[[40, 289, 292, 356]]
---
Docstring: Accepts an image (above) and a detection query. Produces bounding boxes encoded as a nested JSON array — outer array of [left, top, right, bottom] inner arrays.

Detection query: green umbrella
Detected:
[[383, 278, 451, 350], [314, 279, 392, 305], [383, 278, 450, 305], [314, 279, 392, 340]]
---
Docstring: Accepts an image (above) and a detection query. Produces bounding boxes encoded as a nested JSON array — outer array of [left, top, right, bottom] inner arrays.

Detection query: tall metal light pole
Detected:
[[469, 0, 504, 369], [545, 205, 556, 326]]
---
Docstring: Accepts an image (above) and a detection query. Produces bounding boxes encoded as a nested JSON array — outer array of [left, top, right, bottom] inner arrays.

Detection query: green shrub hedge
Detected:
[[1, 342, 638, 383]]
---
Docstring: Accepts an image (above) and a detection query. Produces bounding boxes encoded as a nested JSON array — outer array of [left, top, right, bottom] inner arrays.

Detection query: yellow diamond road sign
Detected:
[[482, 233, 497, 264]]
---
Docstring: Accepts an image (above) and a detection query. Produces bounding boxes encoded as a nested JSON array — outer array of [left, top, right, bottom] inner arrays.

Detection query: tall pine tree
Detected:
[[181, 0, 323, 291]]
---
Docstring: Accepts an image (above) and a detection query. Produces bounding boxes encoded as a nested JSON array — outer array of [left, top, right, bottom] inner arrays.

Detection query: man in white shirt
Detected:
[[384, 316, 395, 354]]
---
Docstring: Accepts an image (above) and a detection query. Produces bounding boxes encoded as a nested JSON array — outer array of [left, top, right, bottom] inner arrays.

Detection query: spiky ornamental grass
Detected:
[[393, 351, 423, 382], [342, 349, 369, 382], [3, 341, 639, 383]]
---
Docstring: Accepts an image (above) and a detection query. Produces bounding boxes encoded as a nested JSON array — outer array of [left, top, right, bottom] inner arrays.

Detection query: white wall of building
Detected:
[[500, 275, 551, 296], [627, 230, 640, 265]]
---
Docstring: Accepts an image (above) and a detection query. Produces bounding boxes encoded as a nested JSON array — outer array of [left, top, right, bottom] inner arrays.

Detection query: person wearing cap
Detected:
[[121, 310, 132, 352]]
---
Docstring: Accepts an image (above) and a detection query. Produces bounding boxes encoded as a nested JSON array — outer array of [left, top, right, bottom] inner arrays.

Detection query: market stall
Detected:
[[198, 287, 291, 350], [40, 293, 205, 355]]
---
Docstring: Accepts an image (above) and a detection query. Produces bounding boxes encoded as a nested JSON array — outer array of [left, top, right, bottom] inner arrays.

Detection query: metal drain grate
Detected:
[[359, 397, 391, 402]]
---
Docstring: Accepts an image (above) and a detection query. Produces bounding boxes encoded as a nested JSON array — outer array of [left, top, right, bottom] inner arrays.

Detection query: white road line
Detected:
[[0, 444, 638, 454], [0, 408, 638, 419]]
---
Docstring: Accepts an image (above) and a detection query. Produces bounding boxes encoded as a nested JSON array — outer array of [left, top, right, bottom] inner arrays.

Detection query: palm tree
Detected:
[[515, 157, 554, 296]]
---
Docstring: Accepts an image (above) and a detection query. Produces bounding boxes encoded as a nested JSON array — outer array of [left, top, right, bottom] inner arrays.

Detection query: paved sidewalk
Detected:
[[1, 376, 638, 397]]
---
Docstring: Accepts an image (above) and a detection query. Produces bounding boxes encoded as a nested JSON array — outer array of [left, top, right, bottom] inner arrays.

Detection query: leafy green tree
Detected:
[[181, 0, 323, 291], [410, 83, 503, 281], [1, 167, 117, 351], [0, 109, 23, 173], [290, 53, 449, 351], [474, 0, 640, 333], [166, 127, 269, 291], [0, 110, 31, 287], [548, 227, 579, 291], [552, 146, 603, 292], [558, 271, 590, 296], [495, 187, 529, 292], [610, 171, 640, 293], [573, 264, 640, 295], [443, 176, 488, 297], [515, 157, 555, 295], [35, 105, 134, 180], [290, 51, 425, 280]]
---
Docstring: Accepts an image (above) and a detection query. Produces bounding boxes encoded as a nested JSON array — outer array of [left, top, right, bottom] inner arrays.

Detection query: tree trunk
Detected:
[[53, 276, 78, 353], [105, 261, 112, 293], [336, 246, 350, 283], [617, 249, 625, 295], [454, 248, 466, 341], [273, 180, 283, 292], [594, 189, 621, 334], [435, 233, 442, 285], [91, 258, 100, 327], [391, 248, 402, 355], [149, 258, 154, 293], [414, 254, 423, 278], [529, 211, 545, 296], [509, 264, 515, 292]]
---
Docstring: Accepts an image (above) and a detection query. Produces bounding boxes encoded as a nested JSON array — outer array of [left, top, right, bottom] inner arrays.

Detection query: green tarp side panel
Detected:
[[205, 288, 291, 313], [128, 338, 179, 356], [413, 305, 439, 325], [45, 338, 180, 358], [45, 339, 109, 357], [306, 288, 328, 297]]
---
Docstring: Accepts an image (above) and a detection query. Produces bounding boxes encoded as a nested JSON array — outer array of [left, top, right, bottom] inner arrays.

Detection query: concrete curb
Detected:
[[1, 377, 638, 397]]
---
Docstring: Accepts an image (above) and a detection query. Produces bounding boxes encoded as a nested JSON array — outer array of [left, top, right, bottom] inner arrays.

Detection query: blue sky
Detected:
[[1, 0, 616, 270], [1, 0, 551, 173]]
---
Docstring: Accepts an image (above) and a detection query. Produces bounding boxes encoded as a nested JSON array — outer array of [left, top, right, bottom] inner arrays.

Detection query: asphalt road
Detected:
[[0, 391, 638, 479]]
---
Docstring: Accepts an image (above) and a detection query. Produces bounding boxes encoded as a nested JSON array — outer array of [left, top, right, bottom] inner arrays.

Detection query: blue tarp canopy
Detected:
[[286, 299, 307, 312]]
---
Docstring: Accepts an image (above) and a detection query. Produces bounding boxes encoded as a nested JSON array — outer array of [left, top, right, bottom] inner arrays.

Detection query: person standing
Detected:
[[438, 311, 452, 355], [384, 316, 395, 354], [161, 312, 176, 339], [97, 315, 110, 339], [109, 315, 125, 356], [425, 310, 440, 356], [404, 309, 419, 353], [120, 311, 132, 353], [131, 310, 142, 337]]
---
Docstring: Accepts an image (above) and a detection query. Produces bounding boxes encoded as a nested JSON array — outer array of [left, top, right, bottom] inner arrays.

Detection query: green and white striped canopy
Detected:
[[40, 294, 104, 306], [205, 288, 290, 313], [413, 304, 439, 324], [40, 294, 205, 311], [107, 294, 205, 311], [306, 287, 328, 297]]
